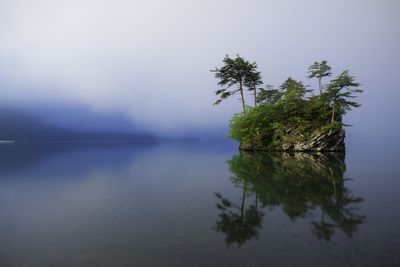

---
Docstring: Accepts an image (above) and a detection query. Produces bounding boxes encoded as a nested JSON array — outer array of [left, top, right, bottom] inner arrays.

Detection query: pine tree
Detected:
[[307, 60, 332, 94], [256, 85, 282, 105], [326, 70, 362, 123], [245, 69, 263, 107], [211, 55, 261, 112]]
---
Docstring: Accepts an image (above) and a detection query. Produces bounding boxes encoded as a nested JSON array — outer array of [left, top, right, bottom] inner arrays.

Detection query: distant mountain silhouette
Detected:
[[0, 107, 154, 141]]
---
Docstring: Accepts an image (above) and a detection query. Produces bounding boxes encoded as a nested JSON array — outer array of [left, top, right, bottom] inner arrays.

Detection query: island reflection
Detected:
[[214, 152, 366, 246]]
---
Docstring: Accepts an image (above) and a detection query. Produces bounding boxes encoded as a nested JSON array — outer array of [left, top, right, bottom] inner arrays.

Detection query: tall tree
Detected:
[[211, 55, 260, 112], [307, 60, 332, 94], [245, 69, 263, 107], [326, 70, 362, 123]]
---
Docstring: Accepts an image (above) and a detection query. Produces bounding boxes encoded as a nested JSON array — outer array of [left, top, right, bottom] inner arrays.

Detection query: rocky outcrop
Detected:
[[286, 127, 345, 152], [240, 127, 345, 152]]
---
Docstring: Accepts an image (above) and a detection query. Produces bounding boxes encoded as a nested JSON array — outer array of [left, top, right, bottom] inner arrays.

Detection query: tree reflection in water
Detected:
[[214, 152, 366, 246]]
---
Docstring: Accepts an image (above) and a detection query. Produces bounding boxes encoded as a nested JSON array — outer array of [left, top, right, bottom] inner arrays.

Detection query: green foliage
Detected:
[[229, 104, 276, 149], [214, 59, 363, 151], [326, 70, 363, 123], [280, 77, 311, 97], [307, 60, 332, 80], [229, 76, 333, 150], [279, 77, 312, 118], [320, 121, 342, 134], [307, 60, 332, 94], [245, 68, 263, 106], [256, 85, 282, 105], [211, 55, 261, 111]]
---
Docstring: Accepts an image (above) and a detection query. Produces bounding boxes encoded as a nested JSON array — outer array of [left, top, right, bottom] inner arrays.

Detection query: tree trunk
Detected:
[[331, 95, 336, 123], [254, 87, 257, 107], [318, 77, 323, 95], [239, 80, 246, 112]]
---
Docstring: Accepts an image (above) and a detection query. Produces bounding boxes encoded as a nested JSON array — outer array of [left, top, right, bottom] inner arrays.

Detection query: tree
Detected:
[[245, 69, 263, 107], [326, 70, 362, 123], [211, 55, 261, 112], [280, 77, 310, 97], [256, 85, 282, 105], [307, 60, 332, 94], [279, 77, 311, 117]]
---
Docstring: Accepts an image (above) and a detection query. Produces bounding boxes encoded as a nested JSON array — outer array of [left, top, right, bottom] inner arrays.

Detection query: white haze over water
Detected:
[[0, 0, 399, 138]]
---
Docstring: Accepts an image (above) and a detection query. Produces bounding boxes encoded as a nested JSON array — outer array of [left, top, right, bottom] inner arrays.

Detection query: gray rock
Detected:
[[239, 127, 345, 152], [288, 128, 345, 152]]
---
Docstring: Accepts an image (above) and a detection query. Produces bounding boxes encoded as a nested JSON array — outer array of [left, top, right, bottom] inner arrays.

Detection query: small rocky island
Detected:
[[212, 56, 362, 151]]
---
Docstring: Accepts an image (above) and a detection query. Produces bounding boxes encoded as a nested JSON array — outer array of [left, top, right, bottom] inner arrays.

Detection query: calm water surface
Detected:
[[0, 140, 399, 266]]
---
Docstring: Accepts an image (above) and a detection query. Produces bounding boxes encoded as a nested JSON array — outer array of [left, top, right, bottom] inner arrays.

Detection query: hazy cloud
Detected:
[[0, 0, 399, 136]]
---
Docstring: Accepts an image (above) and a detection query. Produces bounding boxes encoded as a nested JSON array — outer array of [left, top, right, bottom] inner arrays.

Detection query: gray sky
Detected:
[[0, 0, 399, 138]]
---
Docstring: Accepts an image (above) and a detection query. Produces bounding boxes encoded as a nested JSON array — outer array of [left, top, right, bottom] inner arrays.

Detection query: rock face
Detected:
[[240, 127, 345, 152], [289, 128, 345, 152]]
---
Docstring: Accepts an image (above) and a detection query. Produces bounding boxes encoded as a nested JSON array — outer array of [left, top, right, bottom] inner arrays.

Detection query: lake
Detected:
[[0, 140, 399, 266]]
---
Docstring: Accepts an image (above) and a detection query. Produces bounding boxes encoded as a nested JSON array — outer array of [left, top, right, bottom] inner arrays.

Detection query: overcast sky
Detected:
[[0, 0, 399, 138]]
